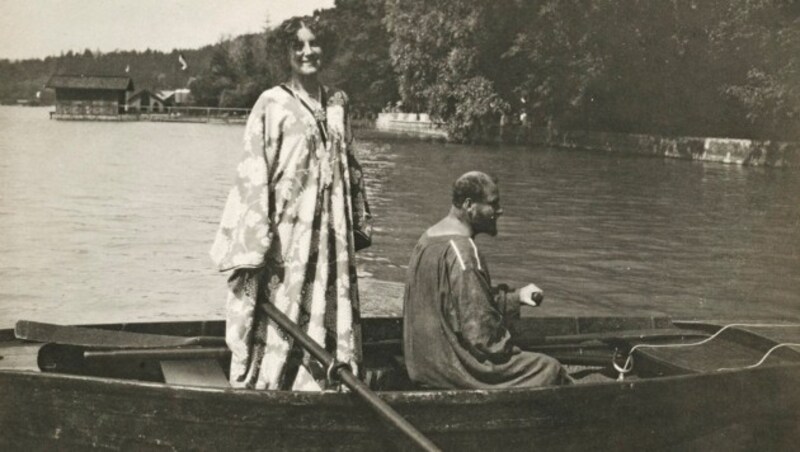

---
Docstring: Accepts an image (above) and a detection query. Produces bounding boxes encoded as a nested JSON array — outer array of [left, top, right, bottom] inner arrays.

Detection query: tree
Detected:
[[323, 0, 398, 117], [385, 0, 512, 140], [190, 43, 236, 106], [234, 35, 257, 80], [711, 0, 800, 139], [503, 1, 606, 132]]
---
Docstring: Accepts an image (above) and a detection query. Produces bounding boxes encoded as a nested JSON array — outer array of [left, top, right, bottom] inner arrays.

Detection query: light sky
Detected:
[[0, 0, 336, 61]]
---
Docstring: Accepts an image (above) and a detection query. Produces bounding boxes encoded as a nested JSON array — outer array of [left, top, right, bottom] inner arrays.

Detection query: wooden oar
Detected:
[[14, 320, 225, 349], [83, 347, 230, 361], [259, 302, 441, 452]]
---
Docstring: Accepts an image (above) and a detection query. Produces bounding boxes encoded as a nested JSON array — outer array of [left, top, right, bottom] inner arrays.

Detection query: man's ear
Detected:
[[462, 198, 474, 210]]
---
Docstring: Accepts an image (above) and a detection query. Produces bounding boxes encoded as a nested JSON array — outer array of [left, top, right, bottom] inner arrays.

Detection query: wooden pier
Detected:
[[50, 106, 251, 124]]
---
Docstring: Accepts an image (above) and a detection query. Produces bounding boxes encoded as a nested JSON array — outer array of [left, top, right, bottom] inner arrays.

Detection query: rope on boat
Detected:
[[613, 323, 800, 381], [716, 342, 800, 372]]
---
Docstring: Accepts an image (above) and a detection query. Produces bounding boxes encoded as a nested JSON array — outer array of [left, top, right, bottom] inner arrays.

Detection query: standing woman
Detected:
[[210, 17, 367, 390]]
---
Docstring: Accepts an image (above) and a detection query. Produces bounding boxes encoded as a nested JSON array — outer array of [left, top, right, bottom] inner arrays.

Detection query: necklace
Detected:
[[281, 82, 328, 146], [312, 89, 327, 123], [312, 86, 327, 123], [288, 82, 325, 119]]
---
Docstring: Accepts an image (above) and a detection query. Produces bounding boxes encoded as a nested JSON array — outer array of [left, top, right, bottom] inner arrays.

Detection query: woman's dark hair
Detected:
[[268, 15, 336, 77]]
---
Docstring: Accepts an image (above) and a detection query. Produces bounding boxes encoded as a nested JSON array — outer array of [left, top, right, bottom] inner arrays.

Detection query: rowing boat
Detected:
[[1, 315, 799, 451]]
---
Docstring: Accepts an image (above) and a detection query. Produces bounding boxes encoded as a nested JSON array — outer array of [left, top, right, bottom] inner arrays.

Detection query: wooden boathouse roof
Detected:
[[46, 75, 134, 91]]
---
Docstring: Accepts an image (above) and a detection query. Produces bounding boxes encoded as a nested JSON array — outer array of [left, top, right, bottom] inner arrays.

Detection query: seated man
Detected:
[[403, 171, 568, 389]]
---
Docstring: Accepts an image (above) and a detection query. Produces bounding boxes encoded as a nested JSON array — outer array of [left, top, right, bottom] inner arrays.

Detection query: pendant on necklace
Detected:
[[314, 108, 327, 123]]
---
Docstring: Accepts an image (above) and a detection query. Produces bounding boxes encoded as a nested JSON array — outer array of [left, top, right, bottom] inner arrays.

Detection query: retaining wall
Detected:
[[534, 128, 800, 168], [374, 112, 799, 167], [375, 112, 448, 139]]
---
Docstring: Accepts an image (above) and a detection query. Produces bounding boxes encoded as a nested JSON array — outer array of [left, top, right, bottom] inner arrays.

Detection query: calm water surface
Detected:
[[0, 106, 798, 328]]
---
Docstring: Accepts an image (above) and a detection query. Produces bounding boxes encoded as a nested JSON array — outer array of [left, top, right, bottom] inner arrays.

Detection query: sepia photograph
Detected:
[[1, 0, 798, 450]]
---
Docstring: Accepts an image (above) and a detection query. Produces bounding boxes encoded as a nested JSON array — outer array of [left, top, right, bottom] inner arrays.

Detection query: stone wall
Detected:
[[375, 112, 448, 139], [373, 114, 800, 167], [536, 128, 800, 168]]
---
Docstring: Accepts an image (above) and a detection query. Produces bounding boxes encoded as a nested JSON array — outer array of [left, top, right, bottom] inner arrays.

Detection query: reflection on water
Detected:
[[354, 131, 800, 320], [0, 107, 798, 327]]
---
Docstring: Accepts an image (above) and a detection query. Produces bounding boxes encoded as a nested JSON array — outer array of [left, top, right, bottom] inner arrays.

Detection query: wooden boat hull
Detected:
[[2, 317, 799, 451]]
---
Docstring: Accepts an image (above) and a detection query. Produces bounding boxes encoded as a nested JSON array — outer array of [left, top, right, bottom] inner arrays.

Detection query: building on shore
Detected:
[[45, 77, 245, 124], [126, 89, 167, 113], [158, 88, 192, 106], [46, 75, 134, 119]]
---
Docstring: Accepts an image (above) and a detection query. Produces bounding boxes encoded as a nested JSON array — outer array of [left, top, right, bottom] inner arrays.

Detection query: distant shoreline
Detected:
[[17, 105, 798, 168], [373, 112, 800, 168]]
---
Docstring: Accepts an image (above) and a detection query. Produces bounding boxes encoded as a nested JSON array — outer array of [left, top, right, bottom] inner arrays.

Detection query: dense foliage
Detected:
[[1, 0, 797, 140], [189, 34, 274, 108], [385, 0, 515, 141], [322, 0, 399, 118], [709, 0, 800, 139], [388, 0, 799, 140]]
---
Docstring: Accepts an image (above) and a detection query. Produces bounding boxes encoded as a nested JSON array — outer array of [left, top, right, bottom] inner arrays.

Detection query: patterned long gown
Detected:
[[210, 85, 362, 390]]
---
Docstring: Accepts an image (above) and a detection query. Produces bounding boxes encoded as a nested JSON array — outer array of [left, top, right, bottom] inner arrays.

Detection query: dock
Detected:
[[49, 106, 250, 124]]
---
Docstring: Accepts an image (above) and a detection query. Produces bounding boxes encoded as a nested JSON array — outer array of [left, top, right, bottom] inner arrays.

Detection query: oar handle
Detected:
[[260, 302, 441, 452]]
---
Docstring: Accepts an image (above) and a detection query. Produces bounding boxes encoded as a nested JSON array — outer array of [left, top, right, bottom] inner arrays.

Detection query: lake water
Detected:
[[0, 106, 798, 328]]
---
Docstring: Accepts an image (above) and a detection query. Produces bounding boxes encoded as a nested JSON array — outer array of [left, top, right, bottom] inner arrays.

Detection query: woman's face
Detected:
[[289, 24, 322, 77]]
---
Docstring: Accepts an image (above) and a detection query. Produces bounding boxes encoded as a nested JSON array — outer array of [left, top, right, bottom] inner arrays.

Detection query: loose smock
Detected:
[[210, 86, 361, 390], [403, 233, 564, 389]]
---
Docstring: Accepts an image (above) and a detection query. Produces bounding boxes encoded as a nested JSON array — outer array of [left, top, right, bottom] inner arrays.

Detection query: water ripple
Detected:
[[0, 108, 798, 327]]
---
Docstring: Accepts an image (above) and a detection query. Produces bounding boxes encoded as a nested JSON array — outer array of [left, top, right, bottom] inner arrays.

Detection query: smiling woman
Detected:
[[209, 15, 369, 391], [289, 24, 323, 76], [270, 16, 338, 81]]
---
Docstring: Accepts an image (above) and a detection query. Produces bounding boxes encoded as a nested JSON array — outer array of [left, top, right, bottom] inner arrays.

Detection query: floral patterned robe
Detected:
[[210, 85, 361, 390]]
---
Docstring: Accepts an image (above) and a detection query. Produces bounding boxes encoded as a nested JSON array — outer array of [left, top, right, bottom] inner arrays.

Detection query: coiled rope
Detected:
[[613, 323, 800, 381]]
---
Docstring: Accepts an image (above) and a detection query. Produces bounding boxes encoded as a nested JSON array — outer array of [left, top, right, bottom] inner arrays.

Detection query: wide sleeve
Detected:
[[448, 266, 518, 363], [326, 88, 353, 147], [339, 90, 362, 191], [329, 89, 371, 251], [344, 92, 353, 146], [492, 285, 521, 324], [209, 92, 282, 271]]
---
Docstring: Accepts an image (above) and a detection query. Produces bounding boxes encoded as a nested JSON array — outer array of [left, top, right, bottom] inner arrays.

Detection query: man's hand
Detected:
[[518, 283, 544, 307]]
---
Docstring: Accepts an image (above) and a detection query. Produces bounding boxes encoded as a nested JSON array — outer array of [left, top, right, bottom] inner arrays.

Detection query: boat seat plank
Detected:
[[160, 359, 229, 388], [0, 343, 42, 371], [15, 320, 225, 349]]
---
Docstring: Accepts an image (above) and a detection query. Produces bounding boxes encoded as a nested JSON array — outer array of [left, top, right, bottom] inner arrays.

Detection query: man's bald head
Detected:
[[452, 171, 498, 208]]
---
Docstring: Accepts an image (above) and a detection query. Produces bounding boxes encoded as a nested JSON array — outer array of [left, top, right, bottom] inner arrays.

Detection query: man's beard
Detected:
[[484, 220, 498, 236], [470, 211, 498, 236]]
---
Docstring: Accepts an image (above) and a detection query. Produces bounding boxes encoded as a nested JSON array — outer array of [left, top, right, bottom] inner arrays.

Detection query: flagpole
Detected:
[[173, 52, 178, 92], [179, 53, 188, 86]]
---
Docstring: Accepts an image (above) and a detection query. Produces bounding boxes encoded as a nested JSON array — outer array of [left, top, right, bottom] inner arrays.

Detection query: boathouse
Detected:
[[46, 75, 134, 119], [158, 88, 192, 106], [126, 89, 166, 113]]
